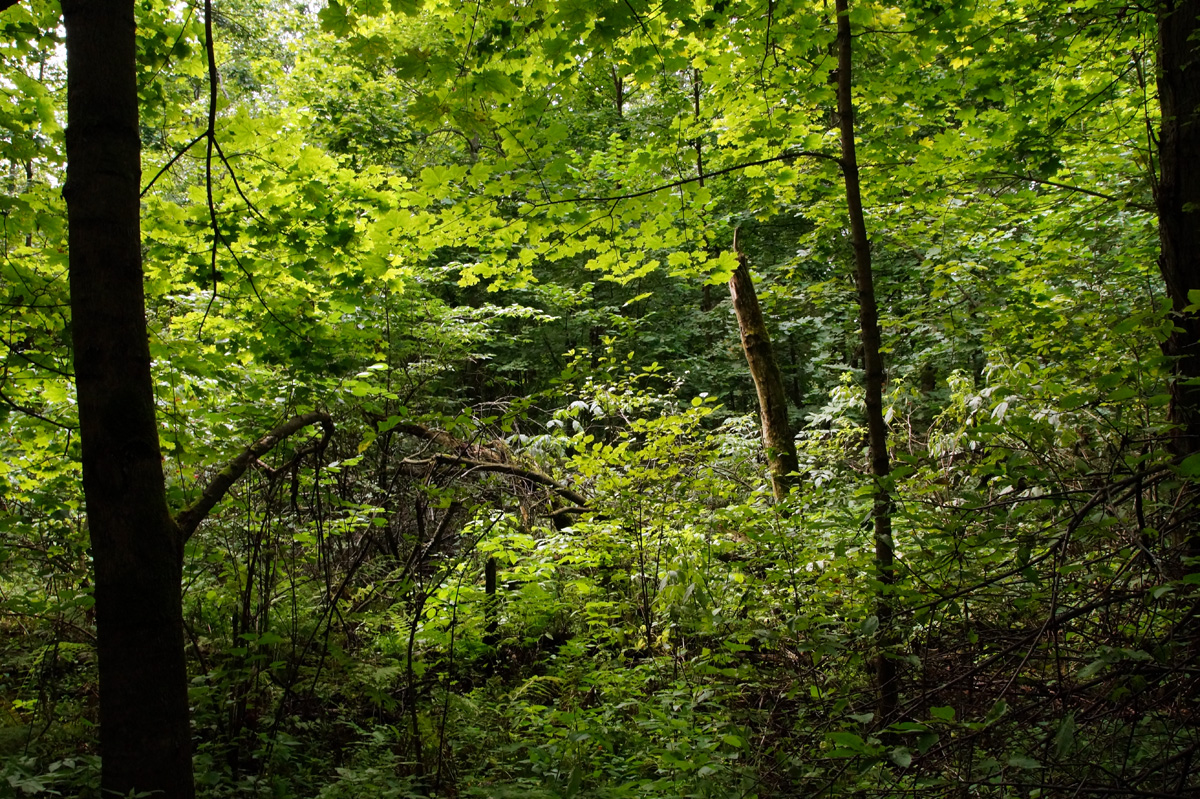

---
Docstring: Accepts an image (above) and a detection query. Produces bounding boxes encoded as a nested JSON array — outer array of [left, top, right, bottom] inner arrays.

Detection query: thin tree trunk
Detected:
[[729, 229, 799, 501], [1156, 0, 1200, 559], [836, 0, 898, 725], [62, 0, 195, 794], [484, 556, 499, 647]]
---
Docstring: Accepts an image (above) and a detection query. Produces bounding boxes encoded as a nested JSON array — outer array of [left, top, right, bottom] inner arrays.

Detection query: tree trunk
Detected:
[[729, 230, 799, 501], [836, 0, 898, 725], [62, 0, 195, 795], [1156, 0, 1200, 558], [484, 556, 499, 647]]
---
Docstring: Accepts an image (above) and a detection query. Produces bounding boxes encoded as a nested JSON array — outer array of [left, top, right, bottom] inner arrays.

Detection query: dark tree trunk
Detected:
[[729, 230, 799, 501], [62, 0, 195, 795], [836, 0, 898, 725], [484, 556, 499, 647], [1156, 0, 1200, 558]]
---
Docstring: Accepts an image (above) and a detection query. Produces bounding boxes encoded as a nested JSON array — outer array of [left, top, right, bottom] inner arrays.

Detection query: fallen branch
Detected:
[[400, 453, 588, 507], [899, 589, 1146, 719], [176, 411, 334, 541], [386, 419, 589, 509], [387, 419, 508, 462]]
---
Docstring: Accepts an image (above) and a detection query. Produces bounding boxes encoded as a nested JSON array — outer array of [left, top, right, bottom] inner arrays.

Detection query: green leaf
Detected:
[[317, 1, 355, 36], [350, 0, 385, 16], [1179, 453, 1200, 477], [1077, 657, 1107, 680], [1107, 385, 1136, 401], [983, 699, 1008, 726], [1053, 713, 1075, 758], [1007, 755, 1041, 770], [564, 762, 583, 798], [470, 69, 517, 97], [827, 731, 866, 750], [916, 732, 940, 752]]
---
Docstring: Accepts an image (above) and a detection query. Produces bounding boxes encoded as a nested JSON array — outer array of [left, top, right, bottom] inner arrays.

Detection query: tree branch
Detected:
[[0, 387, 77, 430], [176, 411, 334, 541], [140, 133, 206, 198], [989, 172, 1154, 212], [528, 149, 842, 207]]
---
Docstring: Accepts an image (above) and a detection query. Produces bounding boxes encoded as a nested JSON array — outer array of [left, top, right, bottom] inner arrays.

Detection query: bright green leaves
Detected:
[[319, 0, 424, 36], [468, 68, 518, 98], [0, 5, 73, 469]]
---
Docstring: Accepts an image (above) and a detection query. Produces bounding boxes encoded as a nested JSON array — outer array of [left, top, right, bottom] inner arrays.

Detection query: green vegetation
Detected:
[[1, 0, 1197, 796]]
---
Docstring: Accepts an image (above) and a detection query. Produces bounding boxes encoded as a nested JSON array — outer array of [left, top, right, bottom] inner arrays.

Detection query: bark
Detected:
[[613, 65, 625, 117], [836, 0, 898, 725], [62, 0, 195, 794], [1156, 0, 1200, 557], [729, 229, 799, 501]]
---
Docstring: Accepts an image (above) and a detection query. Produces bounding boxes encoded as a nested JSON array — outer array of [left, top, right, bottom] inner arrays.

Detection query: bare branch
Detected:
[[176, 411, 334, 541], [527, 150, 842, 208], [989, 172, 1154, 212], [0, 387, 76, 430], [140, 133, 206, 198], [213, 137, 268, 221]]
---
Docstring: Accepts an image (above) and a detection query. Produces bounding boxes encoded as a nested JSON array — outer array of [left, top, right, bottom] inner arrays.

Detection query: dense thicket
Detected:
[[1, 0, 1197, 797]]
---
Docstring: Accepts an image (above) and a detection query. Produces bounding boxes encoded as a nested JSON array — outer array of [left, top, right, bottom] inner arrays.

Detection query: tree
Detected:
[[58, 2, 340, 792], [835, 0, 898, 726], [1155, 0, 1200, 558], [61, 0, 195, 794]]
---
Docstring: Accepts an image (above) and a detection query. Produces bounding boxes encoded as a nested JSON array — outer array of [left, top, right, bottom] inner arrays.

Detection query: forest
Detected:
[[0, 0, 1198, 796]]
